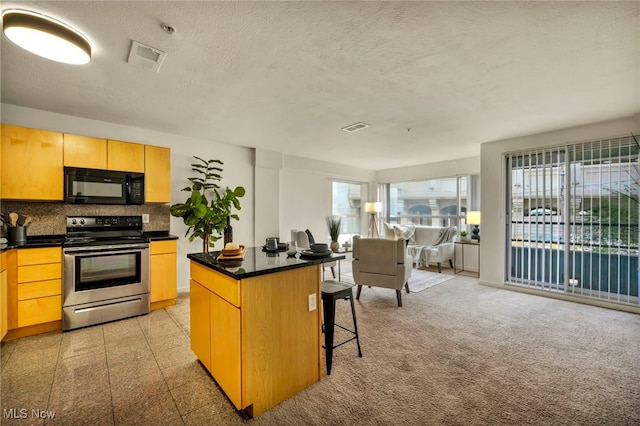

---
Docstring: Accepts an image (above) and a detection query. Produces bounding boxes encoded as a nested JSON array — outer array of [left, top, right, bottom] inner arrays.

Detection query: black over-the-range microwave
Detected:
[[64, 167, 145, 205]]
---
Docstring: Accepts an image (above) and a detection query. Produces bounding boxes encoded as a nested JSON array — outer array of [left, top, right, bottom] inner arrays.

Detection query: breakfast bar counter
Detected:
[[187, 248, 344, 417]]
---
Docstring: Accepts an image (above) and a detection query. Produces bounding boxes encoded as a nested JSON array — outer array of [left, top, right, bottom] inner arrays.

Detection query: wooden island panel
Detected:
[[189, 258, 323, 417], [241, 266, 322, 417]]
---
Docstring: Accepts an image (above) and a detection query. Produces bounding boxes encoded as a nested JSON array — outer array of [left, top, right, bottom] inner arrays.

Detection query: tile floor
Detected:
[[0, 294, 250, 425]]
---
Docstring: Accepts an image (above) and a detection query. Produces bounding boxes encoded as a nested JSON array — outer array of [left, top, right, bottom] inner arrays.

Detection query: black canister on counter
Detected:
[[8, 226, 27, 246]]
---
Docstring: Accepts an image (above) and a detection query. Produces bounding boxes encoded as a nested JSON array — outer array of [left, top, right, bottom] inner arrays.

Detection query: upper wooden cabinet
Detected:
[[1, 125, 63, 200], [63, 134, 108, 169], [107, 139, 145, 172], [145, 145, 171, 203], [1, 125, 170, 202]]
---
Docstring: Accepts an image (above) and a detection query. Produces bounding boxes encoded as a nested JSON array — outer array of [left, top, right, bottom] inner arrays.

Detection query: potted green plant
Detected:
[[459, 230, 469, 241], [170, 156, 246, 252], [326, 216, 342, 252]]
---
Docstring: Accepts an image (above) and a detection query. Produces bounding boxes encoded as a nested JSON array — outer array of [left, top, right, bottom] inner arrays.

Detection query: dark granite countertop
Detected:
[[144, 231, 179, 241], [1, 234, 65, 251], [188, 247, 346, 279], [1, 232, 178, 252]]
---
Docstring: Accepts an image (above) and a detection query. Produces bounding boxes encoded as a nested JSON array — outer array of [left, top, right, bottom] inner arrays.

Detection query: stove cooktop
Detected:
[[64, 215, 148, 247], [63, 236, 149, 248]]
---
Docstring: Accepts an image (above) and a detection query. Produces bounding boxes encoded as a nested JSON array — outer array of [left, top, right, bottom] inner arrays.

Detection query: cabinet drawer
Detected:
[[150, 240, 177, 255], [18, 263, 62, 283], [17, 295, 62, 327], [190, 262, 240, 307], [17, 247, 61, 266], [18, 279, 61, 300]]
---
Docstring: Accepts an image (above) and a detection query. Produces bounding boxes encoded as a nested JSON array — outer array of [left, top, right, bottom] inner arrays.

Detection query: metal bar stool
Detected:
[[321, 280, 363, 375]]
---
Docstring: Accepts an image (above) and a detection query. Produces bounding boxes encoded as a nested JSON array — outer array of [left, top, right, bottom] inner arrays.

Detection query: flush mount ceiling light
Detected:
[[2, 9, 92, 64]]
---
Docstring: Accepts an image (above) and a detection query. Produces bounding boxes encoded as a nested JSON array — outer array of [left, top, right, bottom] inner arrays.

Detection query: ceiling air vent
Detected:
[[341, 122, 369, 133], [127, 40, 166, 72]]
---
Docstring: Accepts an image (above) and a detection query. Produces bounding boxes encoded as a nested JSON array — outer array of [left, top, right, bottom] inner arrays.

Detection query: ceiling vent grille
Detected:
[[342, 122, 369, 133], [127, 40, 166, 72]]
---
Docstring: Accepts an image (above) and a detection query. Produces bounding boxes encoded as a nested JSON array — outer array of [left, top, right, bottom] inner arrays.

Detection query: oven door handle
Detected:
[[63, 244, 149, 254]]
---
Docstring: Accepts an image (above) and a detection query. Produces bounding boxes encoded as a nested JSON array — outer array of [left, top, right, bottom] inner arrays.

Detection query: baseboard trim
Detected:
[[3, 321, 62, 341], [150, 299, 176, 311]]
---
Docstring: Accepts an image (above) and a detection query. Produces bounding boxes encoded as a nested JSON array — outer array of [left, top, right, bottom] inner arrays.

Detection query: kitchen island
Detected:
[[187, 247, 344, 417]]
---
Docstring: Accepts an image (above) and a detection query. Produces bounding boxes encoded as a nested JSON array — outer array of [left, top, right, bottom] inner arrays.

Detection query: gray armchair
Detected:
[[351, 236, 413, 307]]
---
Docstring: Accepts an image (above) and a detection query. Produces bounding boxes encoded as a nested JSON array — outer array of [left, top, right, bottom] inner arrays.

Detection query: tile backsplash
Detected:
[[0, 201, 170, 236]]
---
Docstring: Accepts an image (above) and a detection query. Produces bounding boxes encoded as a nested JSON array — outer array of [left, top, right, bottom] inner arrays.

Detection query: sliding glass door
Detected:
[[506, 136, 639, 306]]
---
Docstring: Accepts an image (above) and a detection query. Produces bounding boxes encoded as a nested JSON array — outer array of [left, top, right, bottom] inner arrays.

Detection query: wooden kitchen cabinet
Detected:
[[150, 240, 177, 310], [189, 259, 321, 417], [63, 133, 108, 169], [190, 262, 242, 408], [210, 290, 242, 408], [107, 139, 145, 172], [1, 252, 8, 340], [1, 124, 63, 200], [190, 280, 211, 370], [145, 145, 171, 203], [15, 247, 62, 329]]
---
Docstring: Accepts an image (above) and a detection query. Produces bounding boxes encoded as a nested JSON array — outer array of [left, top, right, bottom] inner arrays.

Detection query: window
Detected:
[[382, 175, 480, 229], [506, 135, 639, 305], [331, 181, 363, 242]]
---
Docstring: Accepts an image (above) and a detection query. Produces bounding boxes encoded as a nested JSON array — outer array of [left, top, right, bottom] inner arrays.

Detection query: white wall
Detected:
[[254, 149, 282, 245], [1, 104, 255, 292], [280, 155, 376, 245], [480, 113, 640, 286]]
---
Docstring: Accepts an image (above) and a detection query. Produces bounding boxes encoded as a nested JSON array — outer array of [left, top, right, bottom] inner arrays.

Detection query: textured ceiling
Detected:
[[1, 1, 638, 170]]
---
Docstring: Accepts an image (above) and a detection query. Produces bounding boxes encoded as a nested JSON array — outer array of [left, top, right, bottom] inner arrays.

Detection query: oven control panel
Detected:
[[67, 216, 143, 228]]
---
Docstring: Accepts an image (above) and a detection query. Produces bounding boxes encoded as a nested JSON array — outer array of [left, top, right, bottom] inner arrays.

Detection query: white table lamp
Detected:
[[467, 211, 481, 242], [365, 202, 382, 237]]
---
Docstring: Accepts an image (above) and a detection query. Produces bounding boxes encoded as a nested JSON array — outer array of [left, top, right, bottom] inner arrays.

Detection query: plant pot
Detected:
[[330, 241, 340, 253]]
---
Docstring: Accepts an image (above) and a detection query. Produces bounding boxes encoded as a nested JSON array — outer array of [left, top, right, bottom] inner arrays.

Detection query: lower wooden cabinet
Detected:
[[190, 280, 211, 370], [210, 289, 241, 407], [189, 260, 322, 417], [150, 240, 177, 309], [189, 268, 242, 409], [1, 252, 8, 340], [13, 247, 62, 331]]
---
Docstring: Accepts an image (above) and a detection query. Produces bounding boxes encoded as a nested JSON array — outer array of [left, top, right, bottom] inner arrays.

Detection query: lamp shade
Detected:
[[365, 202, 382, 213], [467, 211, 481, 225], [2, 9, 92, 64]]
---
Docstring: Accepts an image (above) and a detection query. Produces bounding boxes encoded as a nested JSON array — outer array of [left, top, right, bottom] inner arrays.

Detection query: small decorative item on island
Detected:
[[224, 216, 233, 246], [325, 216, 342, 252], [286, 241, 298, 257]]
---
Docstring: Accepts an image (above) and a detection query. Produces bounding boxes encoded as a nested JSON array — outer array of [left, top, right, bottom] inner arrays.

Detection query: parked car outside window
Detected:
[[529, 208, 556, 216]]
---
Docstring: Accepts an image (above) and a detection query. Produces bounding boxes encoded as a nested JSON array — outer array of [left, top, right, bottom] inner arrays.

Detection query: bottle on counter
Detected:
[[224, 216, 233, 246]]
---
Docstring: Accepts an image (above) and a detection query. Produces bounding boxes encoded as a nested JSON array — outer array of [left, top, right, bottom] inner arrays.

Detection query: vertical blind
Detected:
[[506, 135, 639, 306]]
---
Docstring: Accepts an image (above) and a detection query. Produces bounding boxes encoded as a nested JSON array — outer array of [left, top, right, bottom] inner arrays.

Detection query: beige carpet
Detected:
[[225, 272, 640, 425]]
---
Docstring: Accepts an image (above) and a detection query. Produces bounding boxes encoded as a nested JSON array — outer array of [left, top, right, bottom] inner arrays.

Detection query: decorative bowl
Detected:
[[310, 243, 329, 253]]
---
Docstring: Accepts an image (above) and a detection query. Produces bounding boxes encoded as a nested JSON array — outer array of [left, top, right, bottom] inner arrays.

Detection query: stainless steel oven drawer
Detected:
[[62, 293, 150, 331]]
